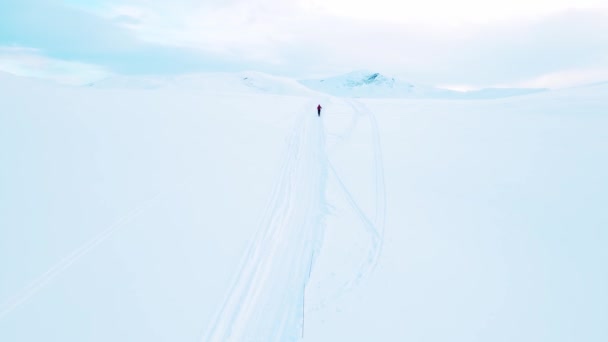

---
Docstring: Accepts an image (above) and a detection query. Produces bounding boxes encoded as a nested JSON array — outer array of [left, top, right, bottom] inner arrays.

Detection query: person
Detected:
[[317, 104, 322, 116]]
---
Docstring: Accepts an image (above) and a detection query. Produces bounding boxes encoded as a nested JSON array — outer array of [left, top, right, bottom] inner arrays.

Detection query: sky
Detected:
[[1, 0, 607, 88]]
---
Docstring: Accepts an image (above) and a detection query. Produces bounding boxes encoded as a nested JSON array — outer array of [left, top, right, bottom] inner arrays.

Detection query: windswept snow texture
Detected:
[[1, 72, 608, 342], [299, 71, 545, 99]]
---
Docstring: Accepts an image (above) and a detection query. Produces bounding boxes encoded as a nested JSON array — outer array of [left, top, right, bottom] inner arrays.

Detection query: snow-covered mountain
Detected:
[[299, 71, 546, 99], [298, 70, 444, 98]]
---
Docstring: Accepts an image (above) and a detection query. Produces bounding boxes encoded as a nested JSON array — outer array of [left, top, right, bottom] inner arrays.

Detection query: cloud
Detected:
[[309, 0, 608, 25], [0, 1, 137, 56], [102, 0, 302, 61], [0, 0, 245, 75], [87, 1, 608, 87], [284, 9, 608, 88], [0, 46, 110, 84], [510, 67, 608, 89], [0, 0, 607, 88]]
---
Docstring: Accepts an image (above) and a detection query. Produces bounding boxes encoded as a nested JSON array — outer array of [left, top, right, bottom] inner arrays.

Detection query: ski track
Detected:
[[0, 193, 161, 321], [349, 99, 386, 259], [204, 98, 387, 341], [309, 99, 387, 311], [203, 105, 329, 341], [342, 99, 386, 287]]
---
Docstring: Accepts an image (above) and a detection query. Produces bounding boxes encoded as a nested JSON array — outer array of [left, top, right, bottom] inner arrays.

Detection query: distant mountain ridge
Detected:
[[0, 69, 551, 99], [87, 71, 317, 96], [87, 70, 547, 99], [299, 71, 547, 99], [299, 70, 444, 98]]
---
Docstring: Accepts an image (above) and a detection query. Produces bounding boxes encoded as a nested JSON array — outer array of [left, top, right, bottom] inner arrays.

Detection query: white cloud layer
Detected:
[[513, 67, 608, 89], [2, 0, 607, 88], [0, 46, 110, 85], [86, 0, 607, 87], [310, 0, 608, 24]]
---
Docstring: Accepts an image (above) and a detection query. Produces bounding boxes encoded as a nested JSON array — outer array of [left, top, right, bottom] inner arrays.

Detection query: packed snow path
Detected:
[[203, 100, 386, 341], [203, 109, 329, 341]]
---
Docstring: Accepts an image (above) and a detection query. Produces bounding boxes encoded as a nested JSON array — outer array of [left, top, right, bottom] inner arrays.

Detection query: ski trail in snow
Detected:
[[350, 99, 386, 249], [327, 162, 381, 293], [342, 99, 386, 287], [331, 100, 386, 291], [203, 108, 328, 341], [0, 193, 161, 321], [310, 99, 386, 309]]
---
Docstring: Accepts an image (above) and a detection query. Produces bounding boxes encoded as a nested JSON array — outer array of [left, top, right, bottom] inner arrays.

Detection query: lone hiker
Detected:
[[317, 104, 322, 116]]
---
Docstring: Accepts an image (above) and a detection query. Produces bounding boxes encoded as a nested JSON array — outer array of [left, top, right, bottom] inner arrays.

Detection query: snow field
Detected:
[[1, 74, 607, 341]]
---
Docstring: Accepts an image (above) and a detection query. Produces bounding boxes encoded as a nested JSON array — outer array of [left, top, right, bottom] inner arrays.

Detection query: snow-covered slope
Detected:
[[88, 71, 318, 96], [1, 74, 607, 342], [450, 87, 547, 99], [299, 71, 445, 98], [299, 71, 546, 99]]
